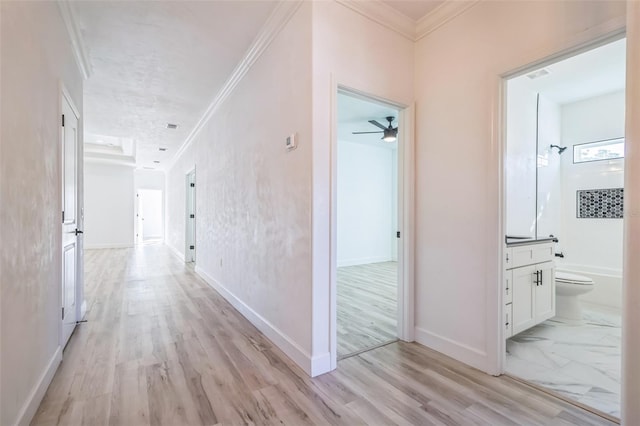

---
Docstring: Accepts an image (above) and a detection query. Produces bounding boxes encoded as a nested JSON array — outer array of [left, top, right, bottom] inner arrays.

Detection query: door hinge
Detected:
[[396, 231, 401, 238], [190, 183, 195, 187], [62, 114, 65, 127], [61, 307, 64, 319], [190, 214, 195, 218], [190, 245, 195, 250], [62, 211, 65, 223]]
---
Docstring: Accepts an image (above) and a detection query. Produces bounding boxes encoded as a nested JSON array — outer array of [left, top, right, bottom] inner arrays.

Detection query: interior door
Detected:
[[136, 192, 144, 243], [186, 171, 196, 262], [61, 95, 79, 347]]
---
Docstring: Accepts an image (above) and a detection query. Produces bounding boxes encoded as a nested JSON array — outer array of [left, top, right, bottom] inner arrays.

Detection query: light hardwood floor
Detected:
[[337, 262, 397, 358], [32, 245, 616, 426]]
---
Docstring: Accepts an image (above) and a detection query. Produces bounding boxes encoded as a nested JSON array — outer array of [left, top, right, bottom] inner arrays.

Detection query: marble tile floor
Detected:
[[506, 305, 621, 418]]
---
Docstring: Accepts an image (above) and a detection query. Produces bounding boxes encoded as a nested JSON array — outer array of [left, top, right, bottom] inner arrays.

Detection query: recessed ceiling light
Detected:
[[153, 160, 160, 164], [144, 167, 155, 170], [159, 147, 167, 151], [166, 123, 178, 129], [527, 68, 550, 80]]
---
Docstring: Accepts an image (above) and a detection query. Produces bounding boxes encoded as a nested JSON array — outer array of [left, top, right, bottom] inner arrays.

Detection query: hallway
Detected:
[[32, 245, 615, 426]]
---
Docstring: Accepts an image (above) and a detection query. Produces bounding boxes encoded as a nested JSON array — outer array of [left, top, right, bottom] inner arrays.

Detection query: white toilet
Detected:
[[555, 271, 595, 321]]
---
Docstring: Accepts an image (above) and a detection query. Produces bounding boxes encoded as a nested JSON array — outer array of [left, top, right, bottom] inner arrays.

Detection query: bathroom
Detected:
[[503, 37, 625, 419]]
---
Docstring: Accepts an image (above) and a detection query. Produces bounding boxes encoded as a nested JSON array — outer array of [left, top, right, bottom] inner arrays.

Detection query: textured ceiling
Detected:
[[76, 1, 278, 169], [381, 0, 445, 21]]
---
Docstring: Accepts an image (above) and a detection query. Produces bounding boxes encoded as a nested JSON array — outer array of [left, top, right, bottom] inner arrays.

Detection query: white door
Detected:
[[186, 171, 196, 262], [136, 192, 144, 243], [61, 95, 79, 347]]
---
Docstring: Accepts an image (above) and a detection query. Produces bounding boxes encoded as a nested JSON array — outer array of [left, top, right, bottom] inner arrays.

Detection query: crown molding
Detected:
[[57, 1, 92, 79], [416, 1, 480, 40], [334, 0, 417, 41], [168, 1, 302, 170], [334, 0, 480, 42]]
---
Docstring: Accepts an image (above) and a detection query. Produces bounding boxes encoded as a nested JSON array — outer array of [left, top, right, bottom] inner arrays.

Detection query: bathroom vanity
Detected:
[[504, 238, 556, 338]]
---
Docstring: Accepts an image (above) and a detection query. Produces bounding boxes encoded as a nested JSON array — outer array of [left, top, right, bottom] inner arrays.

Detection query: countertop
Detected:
[[505, 236, 558, 247]]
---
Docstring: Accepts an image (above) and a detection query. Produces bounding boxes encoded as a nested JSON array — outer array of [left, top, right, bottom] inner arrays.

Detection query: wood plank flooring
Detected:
[[32, 245, 616, 425], [337, 262, 397, 358]]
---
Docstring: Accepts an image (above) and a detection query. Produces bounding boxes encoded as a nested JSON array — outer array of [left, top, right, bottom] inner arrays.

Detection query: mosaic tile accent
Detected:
[[577, 188, 623, 219]]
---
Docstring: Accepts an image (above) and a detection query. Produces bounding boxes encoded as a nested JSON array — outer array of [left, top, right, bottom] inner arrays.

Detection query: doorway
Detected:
[[136, 189, 164, 243], [335, 92, 401, 360], [501, 36, 626, 420], [61, 89, 82, 348], [185, 169, 196, 263]]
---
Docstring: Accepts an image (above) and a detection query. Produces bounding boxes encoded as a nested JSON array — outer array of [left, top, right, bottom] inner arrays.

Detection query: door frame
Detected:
[[329, 84, 415, 369], [59, 83, 82, 349], [494, 29, 626, 375]]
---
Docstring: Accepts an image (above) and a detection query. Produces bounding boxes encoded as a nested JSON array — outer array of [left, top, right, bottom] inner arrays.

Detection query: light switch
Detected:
[[286, 133, 297, 151]]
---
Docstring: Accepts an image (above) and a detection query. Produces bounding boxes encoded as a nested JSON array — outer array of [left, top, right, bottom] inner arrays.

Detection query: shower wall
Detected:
[[536, 96, 563, 240], [559, 90, 625, 309]]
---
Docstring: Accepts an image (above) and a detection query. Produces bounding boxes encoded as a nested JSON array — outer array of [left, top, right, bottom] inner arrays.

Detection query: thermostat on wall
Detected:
[[286, 133, 297, 151]]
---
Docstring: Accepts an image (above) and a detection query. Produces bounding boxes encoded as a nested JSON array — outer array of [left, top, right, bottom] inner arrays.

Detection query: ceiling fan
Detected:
[[352, 116, 398, 142]]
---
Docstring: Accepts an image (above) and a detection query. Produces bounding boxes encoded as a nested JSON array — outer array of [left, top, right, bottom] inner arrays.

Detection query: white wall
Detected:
[[311, 0, 415, 374], [84, 162, 135, 249], [0, 2, 84, 425], [337, 140, 396, 267], [559, 90, 625, 308], [166, 3, 314, 372], [414, 0, 626, 372]]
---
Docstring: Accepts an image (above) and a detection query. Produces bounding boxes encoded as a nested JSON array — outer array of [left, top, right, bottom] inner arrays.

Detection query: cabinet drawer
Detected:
[[510, 243, 554, 268]]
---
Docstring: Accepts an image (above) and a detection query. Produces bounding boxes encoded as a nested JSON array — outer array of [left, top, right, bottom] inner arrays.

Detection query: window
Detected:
[[573, 138, 625, 163]]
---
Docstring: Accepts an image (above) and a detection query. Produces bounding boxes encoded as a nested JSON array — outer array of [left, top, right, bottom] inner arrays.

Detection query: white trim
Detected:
[[57, 1, 92, 80], [84, 243, 133, 250], [415, 1, 480, 40], [334, 0, 416, 41], [195, 266, 323, 376], [333, 0, 480, 42], [414, 327, 488, 371], [399, 103, 416, 342], [167, 1, 302, 170], [13, 347, 62, 426], [165, 242, 185, 262]]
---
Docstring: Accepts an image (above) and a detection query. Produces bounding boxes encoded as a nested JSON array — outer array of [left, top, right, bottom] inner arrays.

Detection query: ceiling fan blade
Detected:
[[368, 120, 388, 130], [352, 131, 383, 134]]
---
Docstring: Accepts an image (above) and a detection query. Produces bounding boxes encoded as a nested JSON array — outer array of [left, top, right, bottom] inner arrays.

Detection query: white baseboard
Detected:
[[84, 243, 133, 250], [195, 266, 328, 377], [414, 326, 488, 372], [165, 243, 185, 262], [13, 346, 62, 426], [337, 256, 393, 268]]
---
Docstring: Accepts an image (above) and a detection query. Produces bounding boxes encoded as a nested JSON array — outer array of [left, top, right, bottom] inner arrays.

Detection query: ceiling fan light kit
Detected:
[[352, 116, 398, 143]]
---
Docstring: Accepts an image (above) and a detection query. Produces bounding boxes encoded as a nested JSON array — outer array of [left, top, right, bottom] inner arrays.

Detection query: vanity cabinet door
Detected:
[[535, 261, 555, 322], [512, 265, 536, 335]]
